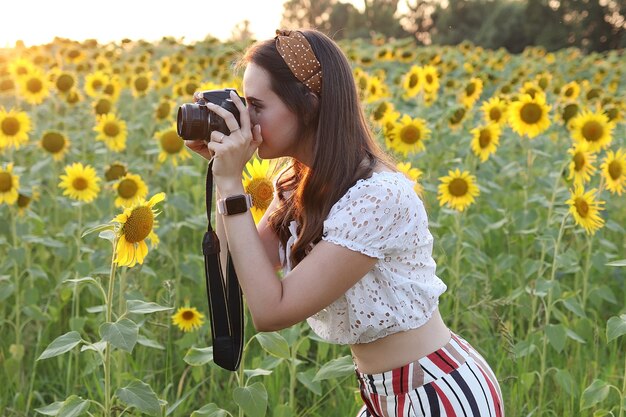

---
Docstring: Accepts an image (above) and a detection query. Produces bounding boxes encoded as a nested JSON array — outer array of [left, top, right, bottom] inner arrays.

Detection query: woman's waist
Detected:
[[349, 308, 451, 374]]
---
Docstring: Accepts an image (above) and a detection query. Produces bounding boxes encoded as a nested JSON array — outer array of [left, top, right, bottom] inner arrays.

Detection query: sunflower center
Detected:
[[520, 102, 542, 124], [448, 178, 468, 197], [574, 197, 589, 217], [56, 74, 74, 92], [400, 125, 421, 145], [72, 177, 89, 191], [426, 74, 433, 84], [118, 178, 139, 199], [246, 178, 274, 210], [489, 107, 502, 122], [95, 98, 112, 115], [0, 172, 13, 192], [105, 164, 127, 181], [27, 78, 43, 93], [372, 102, 388, 121], [160, 131, 184, 154], [42, 132, 66, 153], [91, 80, 103, 90], [156, 102, 171, 119], [465, 82, 476, 96], [573, 152, 586, 171], [104, 121, 120, 137], [182, 310, 195, 321], [582, 121, 603, 142], [479, 130, 492, 148], [123, 206, 154, 243], [68, 49, 81, 59], [562, 104, 579, 123], [134, 76, 149, 92], [17, 194, 31, 208], [565, 87, 574, 97], [608, 160, 622, 180], [1, 117, 20, 136], [185, 82, 198, 96], [408, 73, 419, 89]]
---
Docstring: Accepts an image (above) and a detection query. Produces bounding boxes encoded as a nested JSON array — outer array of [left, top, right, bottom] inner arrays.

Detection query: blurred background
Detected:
[[1, 0, 624, 52]]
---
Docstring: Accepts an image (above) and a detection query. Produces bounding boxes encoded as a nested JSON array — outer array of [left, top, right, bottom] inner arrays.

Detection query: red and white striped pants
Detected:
[[355, 332, 504, 417]]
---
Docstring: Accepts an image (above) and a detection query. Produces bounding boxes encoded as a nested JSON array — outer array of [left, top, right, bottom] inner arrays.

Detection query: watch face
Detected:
[[225, 196, 248, 214]]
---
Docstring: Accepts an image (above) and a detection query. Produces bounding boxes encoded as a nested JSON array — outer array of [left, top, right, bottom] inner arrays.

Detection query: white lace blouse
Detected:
[[278, 171, 447, 345]]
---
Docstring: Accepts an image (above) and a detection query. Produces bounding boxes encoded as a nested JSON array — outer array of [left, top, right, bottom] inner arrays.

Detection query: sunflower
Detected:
[[601, 148, 626, 195], [112, 192, 165, 268], [84, 70, 110, 98], [566, 184, 604, 235], [171, 306, 205, 333], [519, 81, 543, 100], [40, 130, 70, 161], [561, 103, 580, 128], [448, 107, 467, 130], [470, 123, 501, 162], [396, 162, 423, 196], [421, 65, 440, 94], [481, 96, 508, 126], [7, 58, 34, 79], [17, 188, 39, 216], [460, 77, 483, 108], [102, 78, 122, 102], [131, 72, 153, 97], [0, 163, 20, 205], [114, 173, 149, 208], [155, 124, 191, 166], [58, 163, 101, 203], [560, 81, 580, 102], [64, 88, 83, 106], [155, 98, 175, 122], [93, 97, 115, 116], [402, 65, 423, 99], [388, 115, 430, 156], [508, 93, 552, 139], [94, 113, 127, 152], [437, 169, 480, 212], [0, 107, 32, 150], [242, 158, 276, 224], [567, 143, 597, 186], [569, 109, 614, 153]]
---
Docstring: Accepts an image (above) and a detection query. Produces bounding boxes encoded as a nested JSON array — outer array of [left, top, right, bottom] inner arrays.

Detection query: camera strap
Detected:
[[202, 160, 244, 371]]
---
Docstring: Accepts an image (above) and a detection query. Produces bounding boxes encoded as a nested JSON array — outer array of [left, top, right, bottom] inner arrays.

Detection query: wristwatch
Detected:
[[217, 194, 253, 215]]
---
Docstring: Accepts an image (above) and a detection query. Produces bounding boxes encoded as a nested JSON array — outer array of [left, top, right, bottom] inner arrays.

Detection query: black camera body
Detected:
[[177, 88, 246, 141]]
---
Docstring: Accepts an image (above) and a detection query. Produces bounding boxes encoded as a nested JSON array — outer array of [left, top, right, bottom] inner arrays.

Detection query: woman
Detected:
[[185, 29, 504, 416]]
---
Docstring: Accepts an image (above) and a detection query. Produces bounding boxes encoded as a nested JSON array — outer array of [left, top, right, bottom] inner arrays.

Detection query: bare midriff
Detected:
[[349, 308, 451, 374]]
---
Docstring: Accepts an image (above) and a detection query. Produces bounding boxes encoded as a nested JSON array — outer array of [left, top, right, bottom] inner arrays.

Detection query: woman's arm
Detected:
[[218, 184, 377, 332]]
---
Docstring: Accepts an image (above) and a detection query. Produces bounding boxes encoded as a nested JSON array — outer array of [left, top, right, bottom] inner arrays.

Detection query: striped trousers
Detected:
[[355, 333, 504, 417]]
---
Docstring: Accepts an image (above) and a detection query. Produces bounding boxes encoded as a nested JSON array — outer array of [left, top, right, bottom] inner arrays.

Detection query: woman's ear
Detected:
[[306, 91, 320, 112]]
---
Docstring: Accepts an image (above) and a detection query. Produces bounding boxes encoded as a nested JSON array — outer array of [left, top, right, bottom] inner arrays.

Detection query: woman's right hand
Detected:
[[184, 139, 214, 161]]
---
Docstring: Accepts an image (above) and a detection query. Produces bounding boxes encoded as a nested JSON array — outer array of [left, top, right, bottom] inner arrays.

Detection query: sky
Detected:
[[0, 0, 300, 48]]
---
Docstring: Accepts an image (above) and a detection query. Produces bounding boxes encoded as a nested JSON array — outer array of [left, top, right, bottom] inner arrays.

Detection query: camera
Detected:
[[177, 88, 246, 141]]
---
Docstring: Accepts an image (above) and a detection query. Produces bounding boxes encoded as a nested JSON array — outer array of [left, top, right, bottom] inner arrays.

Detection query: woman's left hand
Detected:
[[206, 90, 263, 194]]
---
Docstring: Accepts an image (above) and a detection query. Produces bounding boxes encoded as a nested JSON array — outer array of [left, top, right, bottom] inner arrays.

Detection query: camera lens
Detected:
[[177, 103, 209, 141]]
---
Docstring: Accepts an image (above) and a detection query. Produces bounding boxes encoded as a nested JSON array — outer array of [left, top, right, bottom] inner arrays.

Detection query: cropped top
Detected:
[[278, 171, 447, 345]]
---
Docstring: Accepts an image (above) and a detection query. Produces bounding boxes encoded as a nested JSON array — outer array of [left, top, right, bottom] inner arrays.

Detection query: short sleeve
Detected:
[[322, 174, 420, 259]]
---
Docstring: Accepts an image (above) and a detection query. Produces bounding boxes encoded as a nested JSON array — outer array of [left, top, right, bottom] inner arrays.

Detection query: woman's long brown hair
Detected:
[[240, 29, 394, 267]]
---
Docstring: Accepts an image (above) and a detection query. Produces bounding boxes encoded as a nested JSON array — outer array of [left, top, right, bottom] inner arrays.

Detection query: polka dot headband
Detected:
[[275, 29, 322, 95]]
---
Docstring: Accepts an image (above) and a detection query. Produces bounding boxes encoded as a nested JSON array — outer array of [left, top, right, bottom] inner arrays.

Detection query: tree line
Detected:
[[275, 0, 625, 53]]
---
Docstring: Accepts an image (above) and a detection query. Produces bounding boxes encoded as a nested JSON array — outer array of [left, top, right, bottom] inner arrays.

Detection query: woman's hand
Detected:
[[205, 90, 263, 194], [184, 139, 214, 160]]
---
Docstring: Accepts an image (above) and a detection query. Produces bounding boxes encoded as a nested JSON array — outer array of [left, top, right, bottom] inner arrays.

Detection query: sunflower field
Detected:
[[0, 34, 625, 417]]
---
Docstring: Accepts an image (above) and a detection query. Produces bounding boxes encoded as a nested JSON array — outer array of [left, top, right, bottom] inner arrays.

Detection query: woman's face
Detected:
[[243, 63, 307, 162]]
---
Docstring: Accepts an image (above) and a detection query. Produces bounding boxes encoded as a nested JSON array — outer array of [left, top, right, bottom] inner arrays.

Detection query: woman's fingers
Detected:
[[229, 90, 251, 133]]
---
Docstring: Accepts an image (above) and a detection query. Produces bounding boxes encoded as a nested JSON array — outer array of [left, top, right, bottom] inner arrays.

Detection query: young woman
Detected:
[[185, 29, 504, 417]]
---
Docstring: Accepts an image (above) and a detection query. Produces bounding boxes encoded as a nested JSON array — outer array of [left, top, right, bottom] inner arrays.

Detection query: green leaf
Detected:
[[116, 379, 162, 416], [581, 379, 610, 410], [255, 332, 291, 359], [606, 259, 626, 267], [562, 297, 586, 318], [99, 230, 116, 243], [57, 395, 89, 417], [127, 299, 173, 314], [297, 368, 322, 395], [37, 332, 82, 360], [313, 355, 355, 381], [80, 340, 107, 354], [553, 369, 576, 397], [184, 346, 213, 366], [546, 324, 567, 353], [606, 314, 626, 343], [233, 382, 267, 417], [190, 403, 232, 417], [137, 334, 165, 350], [35, 401, 64, 416], [513, 340, 537, 358], [82, 223, 115, 238], [99, 318, 138, 353], [243, 368, 273, 380]]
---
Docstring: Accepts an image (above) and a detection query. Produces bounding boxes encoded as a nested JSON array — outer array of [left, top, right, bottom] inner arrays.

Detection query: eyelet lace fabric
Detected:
[[279, 171, 447, 345]]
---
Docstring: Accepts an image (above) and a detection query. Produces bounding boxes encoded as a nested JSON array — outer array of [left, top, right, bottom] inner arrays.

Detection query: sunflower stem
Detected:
[[580, 234, 593, 310], [452, 211, 463, 331], [104, 237, 119, 417], [10, 206, 23, 390], [537, 213, 568, 414]]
